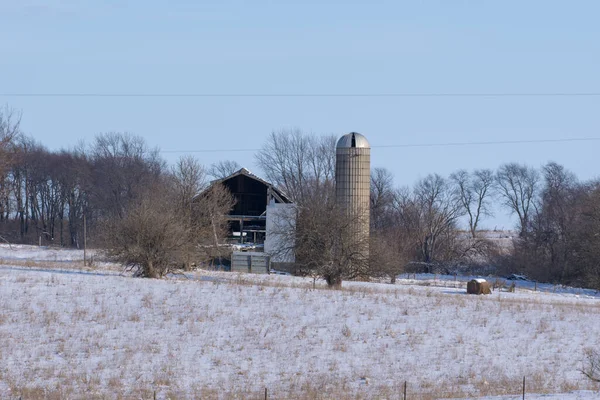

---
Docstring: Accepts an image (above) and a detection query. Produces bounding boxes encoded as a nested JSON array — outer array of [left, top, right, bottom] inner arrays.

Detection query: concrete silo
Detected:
[[335, 132, 370, 253]]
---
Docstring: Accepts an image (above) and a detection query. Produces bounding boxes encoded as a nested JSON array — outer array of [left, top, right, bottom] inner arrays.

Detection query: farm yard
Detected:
[[0, 245, 600, 399]]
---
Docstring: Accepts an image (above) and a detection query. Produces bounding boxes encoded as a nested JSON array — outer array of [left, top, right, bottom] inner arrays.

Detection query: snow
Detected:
[[0, 243, 93, 262], [0, 244, 599, 399], [481, 393, 598, 400]]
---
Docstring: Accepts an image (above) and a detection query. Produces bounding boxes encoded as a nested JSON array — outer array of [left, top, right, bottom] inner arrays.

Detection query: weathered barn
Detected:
[[208, 168, 291, 244]]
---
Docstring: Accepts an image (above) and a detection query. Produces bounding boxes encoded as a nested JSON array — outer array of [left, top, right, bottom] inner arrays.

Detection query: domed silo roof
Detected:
[[336, 132, 370, 149]]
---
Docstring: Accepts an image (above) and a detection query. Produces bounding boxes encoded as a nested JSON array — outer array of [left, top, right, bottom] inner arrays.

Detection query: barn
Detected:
[[207, 168, 291, 244]]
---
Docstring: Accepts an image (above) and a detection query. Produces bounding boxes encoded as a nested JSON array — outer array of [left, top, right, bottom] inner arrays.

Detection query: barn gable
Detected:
[[198, 168, 291, 244]]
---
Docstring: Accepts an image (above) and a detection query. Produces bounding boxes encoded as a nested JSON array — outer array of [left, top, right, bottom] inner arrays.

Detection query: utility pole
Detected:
[[83, 214, 87, 267]]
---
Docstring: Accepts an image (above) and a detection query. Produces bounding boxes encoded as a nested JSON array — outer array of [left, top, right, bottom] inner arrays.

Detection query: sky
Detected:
[[1, 0, 599, 230]]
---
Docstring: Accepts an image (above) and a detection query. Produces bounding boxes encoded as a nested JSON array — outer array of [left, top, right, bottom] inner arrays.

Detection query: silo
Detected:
[[335, 132, 370, 254]]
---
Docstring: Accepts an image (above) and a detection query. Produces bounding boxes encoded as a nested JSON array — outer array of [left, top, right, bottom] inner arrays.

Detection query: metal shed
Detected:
[[231, 251, 271, 274]]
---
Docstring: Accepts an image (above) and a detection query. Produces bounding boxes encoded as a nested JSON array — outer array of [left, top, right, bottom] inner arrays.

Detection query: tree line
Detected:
[[0, 107, 238, 277], [2, 107, 599, 288], [257, 129, 600, 290]]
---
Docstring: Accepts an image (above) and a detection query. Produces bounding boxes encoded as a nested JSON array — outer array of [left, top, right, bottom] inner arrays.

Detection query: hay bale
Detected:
[[466, 280, 478, 294], [467, 279, 492, 295]]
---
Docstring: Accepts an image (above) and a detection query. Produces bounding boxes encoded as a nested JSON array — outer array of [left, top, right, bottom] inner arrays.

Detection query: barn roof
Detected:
[[210, 168, 292, 204]]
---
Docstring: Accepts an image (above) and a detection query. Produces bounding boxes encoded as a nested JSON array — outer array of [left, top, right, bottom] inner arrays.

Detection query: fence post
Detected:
[[154, 390, 157, 400], [522, 376, 525, 400], [265, 387, 268, 400], [403, 380, 407, 400]]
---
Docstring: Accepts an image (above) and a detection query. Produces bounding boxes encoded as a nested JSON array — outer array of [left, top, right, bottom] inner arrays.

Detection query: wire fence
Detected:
[[122, 376, 595, 400], [8, 376, 597, 400], [256, 377, 582, 399]]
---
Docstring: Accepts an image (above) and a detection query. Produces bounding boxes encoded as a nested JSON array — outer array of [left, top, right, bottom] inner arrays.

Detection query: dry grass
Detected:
[[1, 266, 600, 399], [0, 257, 123, 274]]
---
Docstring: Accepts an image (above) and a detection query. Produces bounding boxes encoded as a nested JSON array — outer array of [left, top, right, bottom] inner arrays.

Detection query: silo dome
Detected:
[[336, 132, 370, 149]]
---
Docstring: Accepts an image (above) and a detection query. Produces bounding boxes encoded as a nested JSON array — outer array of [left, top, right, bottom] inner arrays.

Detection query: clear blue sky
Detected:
[[1, 1, 599, 230]]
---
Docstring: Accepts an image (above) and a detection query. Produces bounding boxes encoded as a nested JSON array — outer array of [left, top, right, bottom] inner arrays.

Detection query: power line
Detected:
[[162, 148, 260, 153], [2, 92, 600, 98], [160, 137, 600, 153], [374, 137, 600, 148]]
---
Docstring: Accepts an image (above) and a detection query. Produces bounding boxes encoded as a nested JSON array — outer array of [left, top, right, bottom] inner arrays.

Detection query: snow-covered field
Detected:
[[1, 245, 600, 399]]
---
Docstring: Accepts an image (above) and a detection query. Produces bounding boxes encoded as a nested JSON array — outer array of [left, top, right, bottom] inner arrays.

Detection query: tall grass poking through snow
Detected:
[[0, 257, 600, 398]]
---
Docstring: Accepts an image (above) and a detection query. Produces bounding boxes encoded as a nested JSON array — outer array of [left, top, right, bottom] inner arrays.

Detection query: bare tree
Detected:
[[193, 183, 236, 268], [495, 163, 540, 237], [102, 175, 234, 278], [370, 167, 395, 231], [255, 129, 336, 204], [581, 349, 600, 383], [413, 174, 464, 265], [0, 106, 22, 226], [62, 149, 90, 248], [391, 175, 464, 272], [0, 105, 22, 175], [368, 167, 409, 282], [0, 134, 92, 247], [172, 155, 207, 210], [6, 135, 44, 241], [172, 155, 208, 269], [18, 146, 66, 244], [307, 133, 337, 192], [369, 230, 411, 283], [89, 132, 164, 220], [295, 201, 369, 287], [103, 180, 191, 278], [267, 185, 368, 287], [498, 162, 595, 286], [208, 160, 241, 179], [570, 181, 600, 289], [532, 162, 579, 281], [450, 169, 494, 238]]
